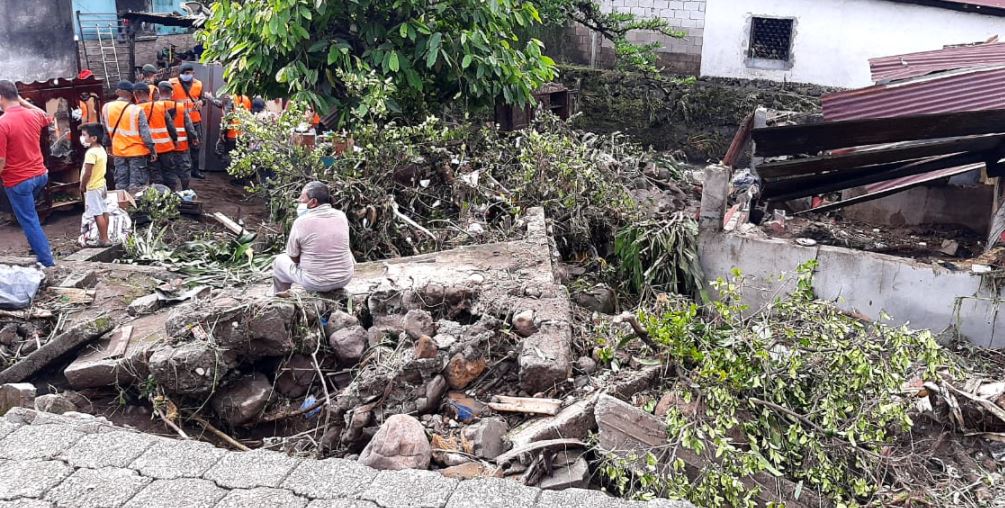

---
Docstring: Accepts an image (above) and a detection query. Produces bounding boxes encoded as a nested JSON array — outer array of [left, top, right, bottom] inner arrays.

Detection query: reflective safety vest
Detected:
[[144, 100, 175, 154], [102, 101, 150, 158], [79, 100, 99, 124], [169, 77, 204, 124], [167, 100, 190, 153], [226, 95, 252, 140]]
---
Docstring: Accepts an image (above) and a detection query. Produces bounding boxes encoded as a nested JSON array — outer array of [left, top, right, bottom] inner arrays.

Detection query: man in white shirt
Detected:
[[273, 181, 355, 295]]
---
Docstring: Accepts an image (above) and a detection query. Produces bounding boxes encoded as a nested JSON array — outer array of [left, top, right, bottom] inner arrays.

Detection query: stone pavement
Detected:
[[0, 409, 695, 508]]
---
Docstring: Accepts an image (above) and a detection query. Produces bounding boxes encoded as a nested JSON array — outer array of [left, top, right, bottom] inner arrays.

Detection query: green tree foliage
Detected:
[[198, 0, 557, 125]]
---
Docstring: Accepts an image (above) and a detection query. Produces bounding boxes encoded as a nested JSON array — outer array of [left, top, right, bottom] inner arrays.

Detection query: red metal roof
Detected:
[[822, 66, 1005, 122], [942, 0, 1005, 8], [870, 41, 1005, 82]]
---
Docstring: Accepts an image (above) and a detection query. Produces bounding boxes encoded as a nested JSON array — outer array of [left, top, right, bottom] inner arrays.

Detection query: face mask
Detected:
[[180, 74, 194, 82], [296, 203, 309, 217], [79, 135, 91, 147]]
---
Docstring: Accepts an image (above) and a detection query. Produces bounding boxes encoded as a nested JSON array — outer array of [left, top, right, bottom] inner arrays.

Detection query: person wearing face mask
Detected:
[[78, 123, 110, 246], [169, 63, 205, 179], [0, 80, 55, 267], [272, 181, 355, 296], [102, 81, 156, 192]]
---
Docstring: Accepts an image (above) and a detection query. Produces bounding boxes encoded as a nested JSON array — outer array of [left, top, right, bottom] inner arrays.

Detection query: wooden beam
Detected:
[[797, 165, 979, 216], [487, 396, 562, 416], [752, 109, 1005, 157], [758, 134, 1005, 179], [721, 111, 754, 168], [764, 151, 988, 202], [762, 156, 941, 197]]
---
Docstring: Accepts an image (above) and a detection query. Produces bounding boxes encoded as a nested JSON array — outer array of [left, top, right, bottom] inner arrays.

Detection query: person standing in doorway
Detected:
[[170, 63, 205, 180], [0, 80, 55, 266], [102, 81, 156, 192]]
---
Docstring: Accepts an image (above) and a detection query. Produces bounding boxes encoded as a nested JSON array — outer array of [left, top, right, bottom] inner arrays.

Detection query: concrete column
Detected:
[[699, 164, 730, 233]]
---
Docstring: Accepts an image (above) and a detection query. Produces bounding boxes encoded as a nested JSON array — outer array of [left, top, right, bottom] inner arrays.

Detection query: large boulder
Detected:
[[330, 326, 368, 366], [210, 372, 273, 426], [148, 342, 236, 395], [324, 310, 359, 337], [358, 414, 431, 470], [404, 309, 436, 340]]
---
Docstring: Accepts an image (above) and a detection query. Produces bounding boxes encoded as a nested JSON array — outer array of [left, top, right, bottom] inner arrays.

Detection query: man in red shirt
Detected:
[[0, 80, 54, 266]]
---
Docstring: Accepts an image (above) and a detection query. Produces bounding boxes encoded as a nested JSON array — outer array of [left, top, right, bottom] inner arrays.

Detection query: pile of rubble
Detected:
[[0, 208, 686, 497]]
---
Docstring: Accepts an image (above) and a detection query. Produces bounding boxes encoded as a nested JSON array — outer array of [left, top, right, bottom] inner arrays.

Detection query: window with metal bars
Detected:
[[749, 17, 794, 61]]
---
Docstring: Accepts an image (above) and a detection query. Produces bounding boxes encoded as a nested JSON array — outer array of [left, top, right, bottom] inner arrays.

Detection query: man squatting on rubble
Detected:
[[0, 80, 55, 266], [272, 182, 356, 296], [103, 81, 157, 193]]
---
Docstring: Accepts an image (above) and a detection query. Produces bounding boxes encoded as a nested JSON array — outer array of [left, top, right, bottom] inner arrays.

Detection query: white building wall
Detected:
[[701, 0, 1005, 87]]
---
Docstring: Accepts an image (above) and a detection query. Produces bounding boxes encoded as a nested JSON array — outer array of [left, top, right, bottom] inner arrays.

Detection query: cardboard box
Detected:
[[106, 190, 136, 210]]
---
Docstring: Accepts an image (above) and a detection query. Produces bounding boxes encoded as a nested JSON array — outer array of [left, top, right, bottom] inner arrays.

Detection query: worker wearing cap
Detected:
[[170, 63, 205, 180], [102, 81, 156, 192], [134, 82, 177, 187], [141, 64, 159, 98], [157, 81, 198, 191]]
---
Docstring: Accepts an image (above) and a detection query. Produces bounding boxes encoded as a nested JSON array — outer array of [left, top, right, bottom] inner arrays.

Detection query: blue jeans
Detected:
[[4, 174, 54, 266]]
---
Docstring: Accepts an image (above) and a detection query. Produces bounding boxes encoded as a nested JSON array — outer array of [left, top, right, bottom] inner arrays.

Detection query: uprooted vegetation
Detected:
[[594, 263, 1004, 507]]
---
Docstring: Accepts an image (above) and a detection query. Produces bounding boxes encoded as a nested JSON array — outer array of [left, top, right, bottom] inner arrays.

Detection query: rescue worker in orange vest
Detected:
[[78, 93, 99, 124], [133, 83, 178, 187], [101, 81, 156, 192], [170, 63, 205, 179], [157, 81, 199, 191], [141, 64, 160, 98]]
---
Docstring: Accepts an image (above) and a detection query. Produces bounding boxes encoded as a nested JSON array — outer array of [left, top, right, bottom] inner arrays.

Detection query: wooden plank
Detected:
[[758, 134, 1005, 179], [752, 109, 1005, 157], [212, 212, 246, 236], [721, 111, 754, 168], [796, 165, 979, 216], [487, 396, 562, 416], [764, 151, 988, 202], [762, 157, 936, 197]]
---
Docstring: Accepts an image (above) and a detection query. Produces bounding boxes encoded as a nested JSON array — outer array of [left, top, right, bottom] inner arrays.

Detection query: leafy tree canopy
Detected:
[[198, 0, 557, 126]]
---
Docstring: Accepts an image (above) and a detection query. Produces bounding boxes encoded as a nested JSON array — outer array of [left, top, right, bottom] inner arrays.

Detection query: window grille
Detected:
[[749, 17, 793, 61]]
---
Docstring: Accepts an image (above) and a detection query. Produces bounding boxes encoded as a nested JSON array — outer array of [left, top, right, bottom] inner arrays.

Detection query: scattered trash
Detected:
[[0, 265, 45, 310]]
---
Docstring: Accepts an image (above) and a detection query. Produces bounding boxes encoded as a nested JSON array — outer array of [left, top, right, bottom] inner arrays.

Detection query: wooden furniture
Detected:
[[0, 77, 105, 221]]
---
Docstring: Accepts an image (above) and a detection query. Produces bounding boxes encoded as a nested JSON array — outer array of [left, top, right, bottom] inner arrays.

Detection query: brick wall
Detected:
[[551, 0, 705, 74], [78, 32, 197, 88]]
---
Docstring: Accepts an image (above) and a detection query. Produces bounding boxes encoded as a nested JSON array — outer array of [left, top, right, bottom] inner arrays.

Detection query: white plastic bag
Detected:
[[0, 264, 45, 309]]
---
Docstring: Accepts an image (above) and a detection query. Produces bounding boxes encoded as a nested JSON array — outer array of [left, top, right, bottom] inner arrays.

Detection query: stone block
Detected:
[[0, 425, 83, 460], [165, 299, 296, 359], [58, 270, 97, 289], [280, 458, 378, 499], [59, 430, 156, 468], [519, 321, 573, 393], [216, 488, 308, 508], [123, 478, 227, 508], [45, 467, 151, 507], [33, 394, 76, 415], [0, 383, 36, 415], [359, 414, 431, 471], [129, 439, 226, 479], [461, 417, 508, 460], [64, 313, 168, 389], [128, 293, 162, 316], [509, 395, 598, 449], [360, 469, 458, 508], [148, 341, 236, 396], [444, 478, 539, 508], [203, 449, 302, 489], [0, 459, 73, 500]]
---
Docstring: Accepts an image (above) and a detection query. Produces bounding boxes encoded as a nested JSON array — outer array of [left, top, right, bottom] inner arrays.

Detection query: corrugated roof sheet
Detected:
[[870, 41, 1005, 83], [822, 66, 1005, 122]]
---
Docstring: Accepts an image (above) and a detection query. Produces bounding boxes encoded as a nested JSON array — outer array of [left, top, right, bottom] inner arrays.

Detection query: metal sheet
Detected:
[[870, 42, 1005, 83], [822, 66, 1005, 122]]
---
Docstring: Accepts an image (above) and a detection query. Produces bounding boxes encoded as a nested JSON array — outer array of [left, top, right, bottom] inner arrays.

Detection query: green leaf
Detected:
[[399, 23, 408, 38], [388, 52, 400, 72], [461, 54, 473, 69]]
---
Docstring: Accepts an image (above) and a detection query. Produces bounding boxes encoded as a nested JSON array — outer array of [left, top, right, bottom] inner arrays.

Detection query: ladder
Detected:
[[93, 23, 123, 86], [76, 12, 126, 91]]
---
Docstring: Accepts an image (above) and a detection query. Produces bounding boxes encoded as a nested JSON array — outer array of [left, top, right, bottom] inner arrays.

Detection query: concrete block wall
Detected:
[[699, 233, 1005, 349], [553, 0, 705, 74]]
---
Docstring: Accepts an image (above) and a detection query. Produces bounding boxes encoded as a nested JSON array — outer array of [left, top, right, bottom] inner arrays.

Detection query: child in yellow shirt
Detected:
[[79, 123, 110, 245]]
